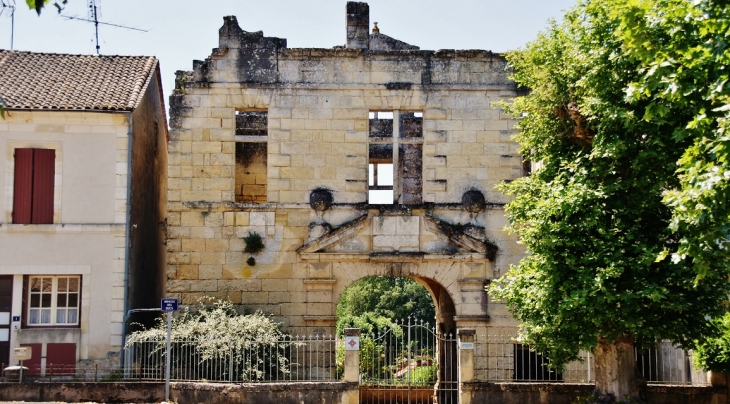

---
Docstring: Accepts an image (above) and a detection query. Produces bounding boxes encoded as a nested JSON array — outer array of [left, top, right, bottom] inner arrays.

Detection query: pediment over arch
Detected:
[[297, 212, 496, 261]]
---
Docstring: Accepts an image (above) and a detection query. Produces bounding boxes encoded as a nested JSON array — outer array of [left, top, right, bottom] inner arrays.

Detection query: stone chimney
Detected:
[[346, 2, 369, 49]]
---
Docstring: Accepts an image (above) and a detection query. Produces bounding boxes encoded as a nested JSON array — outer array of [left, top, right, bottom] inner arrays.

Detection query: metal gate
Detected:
[[359, 318, 458, 404]]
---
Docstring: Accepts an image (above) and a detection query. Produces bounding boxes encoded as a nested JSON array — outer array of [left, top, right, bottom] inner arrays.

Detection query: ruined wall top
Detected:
[[178, 2, 511, 90]]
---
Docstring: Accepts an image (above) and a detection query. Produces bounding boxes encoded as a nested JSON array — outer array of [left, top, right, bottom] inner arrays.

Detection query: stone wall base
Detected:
[[463, 382, 726, 404]]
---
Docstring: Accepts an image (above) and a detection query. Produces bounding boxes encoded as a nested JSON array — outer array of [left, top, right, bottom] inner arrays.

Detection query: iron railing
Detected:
[[5, 334, 339, 383], [475, 335, 708, 386], [124, 334, 339, 383]]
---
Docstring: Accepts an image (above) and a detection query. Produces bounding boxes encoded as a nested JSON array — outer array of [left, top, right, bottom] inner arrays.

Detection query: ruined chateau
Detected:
[[166, 1, 523, 361]]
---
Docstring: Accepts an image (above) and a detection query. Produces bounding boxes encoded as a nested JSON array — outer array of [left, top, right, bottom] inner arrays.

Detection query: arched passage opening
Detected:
[[336, 275, 457, 404]]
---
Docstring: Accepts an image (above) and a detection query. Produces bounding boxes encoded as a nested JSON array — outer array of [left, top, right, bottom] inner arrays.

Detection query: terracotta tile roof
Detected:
[[0, 50, 158, 111]]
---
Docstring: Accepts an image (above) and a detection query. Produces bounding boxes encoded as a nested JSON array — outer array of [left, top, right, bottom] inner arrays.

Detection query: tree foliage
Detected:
[[489, 0, 730, 368], [694, 312, 730, 373], [614, 0, 730, 278], [336, 276, 435, 327]]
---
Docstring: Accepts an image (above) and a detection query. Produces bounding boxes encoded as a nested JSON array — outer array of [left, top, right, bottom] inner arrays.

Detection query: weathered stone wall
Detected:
[[0, 382, 164, 403], [463, 383, 725, 404], [166, 6, 524, 339]]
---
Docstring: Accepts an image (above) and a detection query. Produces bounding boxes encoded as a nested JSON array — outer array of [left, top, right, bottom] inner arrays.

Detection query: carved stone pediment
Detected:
[[297, 212, 496, 262]]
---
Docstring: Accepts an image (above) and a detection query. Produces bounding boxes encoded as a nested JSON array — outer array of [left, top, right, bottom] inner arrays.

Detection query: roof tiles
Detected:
[[0, 50, 158, 111]]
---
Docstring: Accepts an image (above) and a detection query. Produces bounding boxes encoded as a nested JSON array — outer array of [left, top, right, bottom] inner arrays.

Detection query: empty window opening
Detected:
[[369, 144, 394, 204], [368, 111, 423, 204], [235, 111, 267, 203]]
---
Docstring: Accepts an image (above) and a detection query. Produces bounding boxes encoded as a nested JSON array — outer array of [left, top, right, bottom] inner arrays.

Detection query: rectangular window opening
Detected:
[[235, 110, 268, 203], [368, 111, 423, 205]]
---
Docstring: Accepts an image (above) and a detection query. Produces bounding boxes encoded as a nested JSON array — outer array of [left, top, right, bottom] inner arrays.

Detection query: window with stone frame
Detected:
[[12, 148, 55, 224], [235, 110, 268, 203], [26, 276, 80, 327], [368, 111, 423, 204]]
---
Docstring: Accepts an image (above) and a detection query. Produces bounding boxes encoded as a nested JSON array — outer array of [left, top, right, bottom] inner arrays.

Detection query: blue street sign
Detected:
[[161, 298, 179, 312]]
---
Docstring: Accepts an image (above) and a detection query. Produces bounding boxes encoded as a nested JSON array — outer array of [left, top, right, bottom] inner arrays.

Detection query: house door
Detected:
[[0, 276, 13, 368]]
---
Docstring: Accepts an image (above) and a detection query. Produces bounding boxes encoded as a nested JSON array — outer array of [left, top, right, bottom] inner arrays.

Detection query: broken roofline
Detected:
[[215, 14, 503, 58]]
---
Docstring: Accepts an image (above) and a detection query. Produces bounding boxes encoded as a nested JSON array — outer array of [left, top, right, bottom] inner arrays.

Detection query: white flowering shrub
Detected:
[[126, 298, 293, 381]]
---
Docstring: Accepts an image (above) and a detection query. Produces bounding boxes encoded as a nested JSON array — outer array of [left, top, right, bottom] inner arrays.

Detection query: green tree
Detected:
[[614, 0, 730, 279], [489, 0, 730, 401], [336, 276, 435, 326]]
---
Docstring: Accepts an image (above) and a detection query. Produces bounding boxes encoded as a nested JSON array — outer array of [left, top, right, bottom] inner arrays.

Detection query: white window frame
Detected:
[[27, 275, 80, 327]]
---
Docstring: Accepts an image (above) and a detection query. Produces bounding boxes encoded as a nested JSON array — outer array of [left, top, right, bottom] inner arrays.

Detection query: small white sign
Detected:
[[345, 336, 360, 351], [460, 342, 475, 350]]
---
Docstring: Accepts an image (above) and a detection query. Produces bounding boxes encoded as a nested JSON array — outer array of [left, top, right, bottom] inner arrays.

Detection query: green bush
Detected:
[[694, 312, 730, 372]]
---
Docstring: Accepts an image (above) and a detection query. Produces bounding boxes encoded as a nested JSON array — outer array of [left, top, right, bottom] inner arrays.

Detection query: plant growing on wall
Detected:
[[243, 231, 264, 266]]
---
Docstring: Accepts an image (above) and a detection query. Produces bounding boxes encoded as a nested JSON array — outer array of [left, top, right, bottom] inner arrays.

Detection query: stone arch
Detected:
[[331, 268, 459, 332]]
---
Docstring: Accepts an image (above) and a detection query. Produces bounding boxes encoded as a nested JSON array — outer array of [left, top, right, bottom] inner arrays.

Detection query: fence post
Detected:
[[343, 328, 360, 383], [457, 329, 476, 404], [710, 372, 729, 404]]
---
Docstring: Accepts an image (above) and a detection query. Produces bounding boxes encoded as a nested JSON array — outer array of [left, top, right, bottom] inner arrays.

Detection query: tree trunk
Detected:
[[593, 336, 642, 402]]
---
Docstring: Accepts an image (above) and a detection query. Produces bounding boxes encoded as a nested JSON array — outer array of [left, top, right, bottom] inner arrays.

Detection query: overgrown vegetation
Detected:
[[694, 312, 730, 373], [335, 277, 437, 384], [126, 298, 292, 381], [489, 0, 730, 400]]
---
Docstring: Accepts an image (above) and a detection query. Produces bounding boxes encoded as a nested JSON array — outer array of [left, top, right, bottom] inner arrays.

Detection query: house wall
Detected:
[[166, 13, 524, 341], [0, 110, 131, 366], [126, 71, 169, 331]]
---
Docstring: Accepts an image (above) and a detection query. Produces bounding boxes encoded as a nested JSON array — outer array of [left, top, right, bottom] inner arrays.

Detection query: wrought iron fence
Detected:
[[4, 334, 339, 383], [475, 335, 708, 386], [123, 334, 339, 383]]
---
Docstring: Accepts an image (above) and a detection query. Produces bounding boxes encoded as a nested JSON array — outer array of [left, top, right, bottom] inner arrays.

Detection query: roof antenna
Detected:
[[0, 0, 15, 49], [61, 0, 147, 55]]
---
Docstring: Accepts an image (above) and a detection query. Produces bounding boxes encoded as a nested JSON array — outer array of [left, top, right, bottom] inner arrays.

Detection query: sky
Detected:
[[0, 0, 576, 105]]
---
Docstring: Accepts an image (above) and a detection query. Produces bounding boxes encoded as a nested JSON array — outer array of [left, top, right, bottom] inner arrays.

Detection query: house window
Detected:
[[13, 148, 55, 224], [27, 276, 80, 326], [235, 111, 267, 203], [368, 111, 423, 204]]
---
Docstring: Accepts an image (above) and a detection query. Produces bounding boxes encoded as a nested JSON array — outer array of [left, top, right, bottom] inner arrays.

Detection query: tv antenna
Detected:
[[0, 0, 15, 49], [61, 0, 147, 55]]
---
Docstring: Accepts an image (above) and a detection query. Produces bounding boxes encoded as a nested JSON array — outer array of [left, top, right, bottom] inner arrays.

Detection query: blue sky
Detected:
[[0, 0, 576, 103]]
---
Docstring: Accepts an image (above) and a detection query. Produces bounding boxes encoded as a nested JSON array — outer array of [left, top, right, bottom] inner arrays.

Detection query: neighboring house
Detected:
[[0, 50, 168, 373], [167, 2, 524, 390]]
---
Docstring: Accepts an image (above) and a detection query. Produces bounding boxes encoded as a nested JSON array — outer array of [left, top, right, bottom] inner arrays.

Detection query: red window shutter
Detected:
[[31, 149, 55, 224], [12, 149, 34, 224]]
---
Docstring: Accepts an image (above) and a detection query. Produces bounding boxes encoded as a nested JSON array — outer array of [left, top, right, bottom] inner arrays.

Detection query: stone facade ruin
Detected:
[[166, 1, 524, 379]]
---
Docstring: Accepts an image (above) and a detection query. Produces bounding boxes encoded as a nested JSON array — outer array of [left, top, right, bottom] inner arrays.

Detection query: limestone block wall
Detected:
[[166, 15, 525, 337]]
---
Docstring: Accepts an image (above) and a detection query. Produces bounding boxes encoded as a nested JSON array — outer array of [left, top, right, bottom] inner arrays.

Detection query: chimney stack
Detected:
[[346, 2, 369, 49]]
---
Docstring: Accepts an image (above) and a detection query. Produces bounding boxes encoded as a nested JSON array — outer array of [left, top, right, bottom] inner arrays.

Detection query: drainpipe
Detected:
[[121, 112, 134, 363]]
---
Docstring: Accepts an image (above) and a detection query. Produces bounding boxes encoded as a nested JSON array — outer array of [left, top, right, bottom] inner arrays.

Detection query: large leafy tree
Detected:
[[490, 0, 730, 401], [615, 0, 730, 278]]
